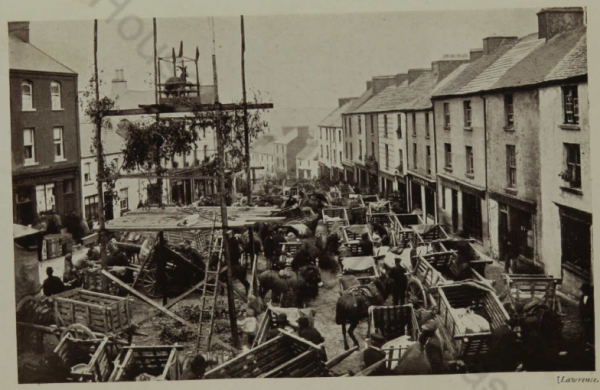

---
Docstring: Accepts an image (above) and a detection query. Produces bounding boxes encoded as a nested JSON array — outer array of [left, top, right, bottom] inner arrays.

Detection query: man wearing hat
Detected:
[[388, 255, 408, 306], [297, 316, 324, 345], [421, 319, 444, 374], [266, 313, 291, 341], [42, 267, 65, 296]]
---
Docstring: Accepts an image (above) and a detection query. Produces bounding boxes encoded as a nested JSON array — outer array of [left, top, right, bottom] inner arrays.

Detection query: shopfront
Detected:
[[407, 173, 437, 224], [438, 174, 486, 241]]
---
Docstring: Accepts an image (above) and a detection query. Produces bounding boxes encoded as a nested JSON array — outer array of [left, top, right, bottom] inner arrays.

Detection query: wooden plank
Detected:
[[325, 345, 358, 369], [354, 359, 386, 376]]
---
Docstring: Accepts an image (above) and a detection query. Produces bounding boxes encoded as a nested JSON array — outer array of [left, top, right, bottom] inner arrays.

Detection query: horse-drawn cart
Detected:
[[501, 274, 562, 313], [322, 207, 350, 232], [339, 256, 382, 293], [253, 306, 317, 348], [108, 345, 184, 381], [360, 304, 421, 374], [411, 224, 450, 247]]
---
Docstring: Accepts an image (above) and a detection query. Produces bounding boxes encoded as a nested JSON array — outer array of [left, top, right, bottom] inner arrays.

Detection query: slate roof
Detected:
[[319, 99, 356, 128], [274, 129, 298, 145], [296, 143, 319, 160], [252, 135, 275, 153], [433, 27, 587, 98], [344, 87, 375, 115], [396, 72, 439, 111], [80, 122, 128, 158], [352, 81, 410, 114], [9, 35, 76, 74]]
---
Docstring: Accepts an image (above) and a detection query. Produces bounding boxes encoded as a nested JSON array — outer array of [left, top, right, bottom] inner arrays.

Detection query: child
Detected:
[[237, 308, 257, 347]]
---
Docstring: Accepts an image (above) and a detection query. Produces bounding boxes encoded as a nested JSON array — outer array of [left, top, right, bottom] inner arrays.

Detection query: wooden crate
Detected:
[[342, 225, 372, 242], [367, 305, 420, 344], [502, 274, 562, 310], [411, 224, 449, 247], [109, 345, 183, 381], [54, 335, 120, 382], [436, 283, 510, 361], [442, 240, 492, 277], [339, 256, 380, 287], [253, 307, 317, 348], [412, 256, 448, 290], [361, 195, 380, 204], [205, 332, 327, 379], [322, 207, 349, 220], [82, 269, 121, 296], [54, 289, 131, 335], [395, 213, 424, 228]]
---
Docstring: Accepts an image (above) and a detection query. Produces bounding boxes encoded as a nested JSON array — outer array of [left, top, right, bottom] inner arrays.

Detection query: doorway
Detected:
[[451, 189, 459, 232], [462, 192, 482, 240], [411, 182, 421, 211]]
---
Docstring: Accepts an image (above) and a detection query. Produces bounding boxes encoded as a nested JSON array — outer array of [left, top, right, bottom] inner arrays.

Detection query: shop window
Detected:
[[560, 212, 591, 276], [35, 184, 55, 213]]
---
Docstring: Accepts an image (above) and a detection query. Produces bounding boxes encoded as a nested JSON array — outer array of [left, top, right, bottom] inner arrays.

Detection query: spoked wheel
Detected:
[[138, 268, 173, 299], [60, 324, 97, 341], [406, 279, 428, 310]]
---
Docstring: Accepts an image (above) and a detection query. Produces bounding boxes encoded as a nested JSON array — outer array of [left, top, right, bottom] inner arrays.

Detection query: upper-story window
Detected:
[[384, 115, 388, 138], [53, 127, 65, 161], [356, 116, 359, 135], [506, 145, 517, 188], [463, 100, 472, 127], [397, 114, 402, 139], [385, 144, 389, 169], [562, 86, 579, 125], [22, 81, 34, 111], [504, 94, 514, 128], [425, 112, 430, 137], [466, 146, 474, 175], [204, 144, 208, 158], [563, 143, 582, 189], [23, 129, 35, 165], [443, 102, 450, 127], [339, 129, 342, 142], [370, 115, 375, 135], [84, 162, 92, 183], [51, 81, 62, 110], [412, 113, 417, 136], [444, 143, 452, 170]]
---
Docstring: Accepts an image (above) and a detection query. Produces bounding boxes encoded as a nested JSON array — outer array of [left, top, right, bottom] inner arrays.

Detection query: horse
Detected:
[[257, 265, 322, 307], [335, 273, 394, 350]]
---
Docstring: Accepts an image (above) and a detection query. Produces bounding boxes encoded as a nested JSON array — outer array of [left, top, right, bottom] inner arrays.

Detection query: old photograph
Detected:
[[8, 3, 594, 384]]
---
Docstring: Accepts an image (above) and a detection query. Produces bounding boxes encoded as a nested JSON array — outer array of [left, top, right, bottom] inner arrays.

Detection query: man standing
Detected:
[[42, 267, 65, 296], [388, 256, 408, 306], [579, 283, 594, 347]]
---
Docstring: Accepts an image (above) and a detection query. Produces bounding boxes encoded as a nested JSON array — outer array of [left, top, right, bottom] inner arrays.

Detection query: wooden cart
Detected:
[[205, 332, 331, 378], [53, 289, 132, 335], [363, 304, 421, 373], [341, 224, 373, 255], [322, 207, 350, 232], [360, 195, 380, 205], [54, 333, 121, 382], [273, 242, 303, 270], [81, 268, 124, 296], [501, 274, 562, 313], [394, 214, 424, 248], [411, 224, 450, 247], [253, 306, 317, 348], [440, 239, 493, 278], [435, 282, 511, 366], [339, 256, 381, 295], [109, 345, 183, 381]]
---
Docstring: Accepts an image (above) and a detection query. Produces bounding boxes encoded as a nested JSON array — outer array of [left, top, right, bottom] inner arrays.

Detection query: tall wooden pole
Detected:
[[241, 15, 257, 292], [153, 18, 158, 104], [213, 33, 239, 347], [94, 20, 108, 290]]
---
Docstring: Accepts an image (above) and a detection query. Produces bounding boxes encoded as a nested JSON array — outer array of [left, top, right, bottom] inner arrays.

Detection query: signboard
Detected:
[[408, 174, 436, 190]]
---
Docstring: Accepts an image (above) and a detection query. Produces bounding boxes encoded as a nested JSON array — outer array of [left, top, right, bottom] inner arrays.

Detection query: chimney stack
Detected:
[[338, 97, 356, 108], [366, 80, 373, 90], [395, 73, 409, 86], [469, 48, 483, 62], [371, 75, 397, 95], [483, 36, 518, 55], [432, 55, 469, 81], [8, 21, 30, 43], [111, 69, 128, 98], [407, 69, 429, 85], [537, 7, 584, 41]]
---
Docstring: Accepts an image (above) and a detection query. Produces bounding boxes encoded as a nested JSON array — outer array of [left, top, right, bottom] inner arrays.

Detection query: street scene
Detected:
[[9, 5, 594, 383]]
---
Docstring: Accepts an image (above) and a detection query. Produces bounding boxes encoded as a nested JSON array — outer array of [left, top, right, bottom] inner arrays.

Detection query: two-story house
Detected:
[[318, 98, 355, 182], [296, 139, 320, 180], [10, 22, 82, 225], [274, 126, 311, 182]]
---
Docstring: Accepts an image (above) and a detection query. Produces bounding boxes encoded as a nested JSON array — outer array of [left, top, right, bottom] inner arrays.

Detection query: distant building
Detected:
[[318, 98, 356, 182], [296, 140, 319, 180], [274, 126, 311, 181], [250, 134, 276, 189], [9, 21, 82, 225]]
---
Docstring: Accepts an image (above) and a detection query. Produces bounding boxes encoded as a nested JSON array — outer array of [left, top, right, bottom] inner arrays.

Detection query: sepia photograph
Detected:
[[5, 0, 595, 384]]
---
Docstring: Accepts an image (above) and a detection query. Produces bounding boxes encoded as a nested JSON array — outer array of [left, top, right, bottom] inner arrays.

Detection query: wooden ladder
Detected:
[[196, 213, 223, 356]]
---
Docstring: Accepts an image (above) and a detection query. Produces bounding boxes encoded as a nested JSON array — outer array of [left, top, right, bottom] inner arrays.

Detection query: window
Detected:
[[36, 184, 55, 213], [444, 143, 452, 169], [340, 151, 342, 165], [84, 162, 92, 183], [51, 81, 62, 110], [504, 94, 514, 127], [384, 115, 388, 138], [21, 81, 33, 111], [426, 146, 431, 174], [326, 129, 329, 141], [64, 180, 74, 194], [506, 145, 516, 188], [351, 117, 355, 135], [320, 128, 323, 139], [443, 102, 450, 127], [23, 129, 35, 165], [466, 146, 474, 175], [385, 144, 389, 169], [359, 140, 363, 160], [204, 144, 208, 159], [53, 127, 64, 161], [371, 142, 375, 157], [413, 143, 417, 169], [412, 113, 417, 136], [350, 144, 353, 160], [326, 146, 329, 159], [333, 150, 337, 163], [564, 143, 582, 189], [398, 149, 403, 172], [442, 186, 446, 209], [345, 143, 348, 159], [120, 188, 129, 211], [321, 145, 323, 158], [397, 114, 402, 139], [560, 210, 591, 275], [339, 130, 342, 142], [203, 128, 206, 138], [370, 115, 375, 135], [562, 86, 579, 125], [425, 113, 430, 137], [85, 195, 99, 220], [463, 100, 472, 127]]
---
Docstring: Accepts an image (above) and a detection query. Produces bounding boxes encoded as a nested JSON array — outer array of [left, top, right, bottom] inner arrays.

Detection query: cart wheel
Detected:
[[138, 268, 162, 299], [406, 279, 428, 310], [61, 324, 97, 341]]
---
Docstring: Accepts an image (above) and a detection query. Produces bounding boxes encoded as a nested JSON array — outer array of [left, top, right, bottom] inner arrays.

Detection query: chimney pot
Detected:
[[395, 73, 409, 86], [366, 81, 373, 90], [371, 75, 397, 95], [537, 7, 584, 41], [407, 69, 429, 85], [8, 21, 30, 43]]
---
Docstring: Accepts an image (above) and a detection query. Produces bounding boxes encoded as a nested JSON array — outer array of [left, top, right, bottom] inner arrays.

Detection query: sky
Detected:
[[28, 8, 540, 113]]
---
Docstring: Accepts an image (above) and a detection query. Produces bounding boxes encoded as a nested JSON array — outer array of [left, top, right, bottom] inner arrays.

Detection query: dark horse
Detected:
[[336, 273, 394, 350], [257, 265, 322, 307]]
